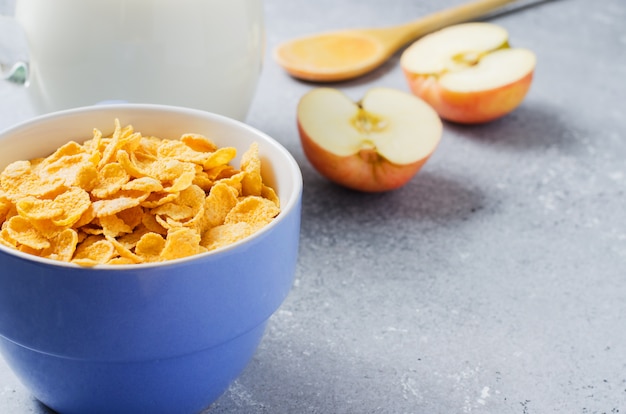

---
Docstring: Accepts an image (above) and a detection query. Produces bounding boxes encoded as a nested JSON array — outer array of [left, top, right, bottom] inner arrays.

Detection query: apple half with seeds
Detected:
[[297, 87, 442, 192], [400, 22, 536, 124]]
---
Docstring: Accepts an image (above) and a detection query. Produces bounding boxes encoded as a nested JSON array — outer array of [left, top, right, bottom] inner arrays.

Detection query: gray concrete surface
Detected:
[[1, 0, 625, 413]]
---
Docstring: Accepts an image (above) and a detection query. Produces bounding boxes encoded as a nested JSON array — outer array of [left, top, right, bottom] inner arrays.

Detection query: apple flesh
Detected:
[[400, 22, 536, 124], [297, 87, 442, 192]]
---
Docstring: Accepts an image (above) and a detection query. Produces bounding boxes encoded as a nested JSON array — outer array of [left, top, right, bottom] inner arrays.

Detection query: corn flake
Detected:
[[204, 182, 239, 228], [135, 232, 166, 262], [100, 214, 133, 238], [92, 190, 150, 217], [201, 222, 255, 251], [42, 228, 79, 262], [162, 227, 203, 260], [240, 142, 263, 197], [16, 197, 63, 221], [92, 163, 130, 198], [50, 188, 91, 227], [4, 216, 50, 250], [180, 133, 218, 153], [72, 235, 116, 265], [224, 196, 280, 228], [0, 193, 12, 223]]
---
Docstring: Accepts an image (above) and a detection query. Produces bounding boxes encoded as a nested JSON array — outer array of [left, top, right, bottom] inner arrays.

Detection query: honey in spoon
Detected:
[[273, 0, 518, 82]]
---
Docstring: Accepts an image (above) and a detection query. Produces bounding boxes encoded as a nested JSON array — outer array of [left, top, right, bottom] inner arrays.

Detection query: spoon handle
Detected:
[[372, 0, 520, 52]]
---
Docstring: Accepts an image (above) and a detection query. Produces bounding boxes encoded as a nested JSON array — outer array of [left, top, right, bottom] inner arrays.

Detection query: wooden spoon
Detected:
[[274, 0, 519, 82]]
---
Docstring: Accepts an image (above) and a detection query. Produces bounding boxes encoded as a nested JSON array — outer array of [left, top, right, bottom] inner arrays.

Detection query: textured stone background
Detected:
[[1, 0, 625, 413]]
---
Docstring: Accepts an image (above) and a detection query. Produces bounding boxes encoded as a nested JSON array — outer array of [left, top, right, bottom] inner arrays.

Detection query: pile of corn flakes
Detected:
[[0, 119, 280, 266]]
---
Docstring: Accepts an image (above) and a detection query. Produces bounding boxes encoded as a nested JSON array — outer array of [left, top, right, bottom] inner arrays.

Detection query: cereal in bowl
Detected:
[[0, 119, 280, 266]]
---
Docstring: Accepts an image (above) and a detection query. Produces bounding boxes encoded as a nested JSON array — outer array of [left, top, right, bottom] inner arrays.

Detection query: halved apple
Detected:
[[297, 87, 442, 192], [400, 22, 536, 124]]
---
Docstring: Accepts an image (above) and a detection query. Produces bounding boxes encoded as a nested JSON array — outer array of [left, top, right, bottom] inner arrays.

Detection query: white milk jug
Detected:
[[1, 0, 265, 120]]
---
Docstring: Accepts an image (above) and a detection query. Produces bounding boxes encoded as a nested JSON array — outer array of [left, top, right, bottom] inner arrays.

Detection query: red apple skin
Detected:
[[298, 122, 431, 192], [403, 70, 534, 124]]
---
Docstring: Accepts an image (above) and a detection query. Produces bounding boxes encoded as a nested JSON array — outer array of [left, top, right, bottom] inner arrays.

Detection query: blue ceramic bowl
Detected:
[[0, 105, 302, 414]]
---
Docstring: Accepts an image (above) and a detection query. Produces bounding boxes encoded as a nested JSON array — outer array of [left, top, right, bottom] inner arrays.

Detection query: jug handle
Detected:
[[2, 61, 28, 84], [0, 14, 29, 85]]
